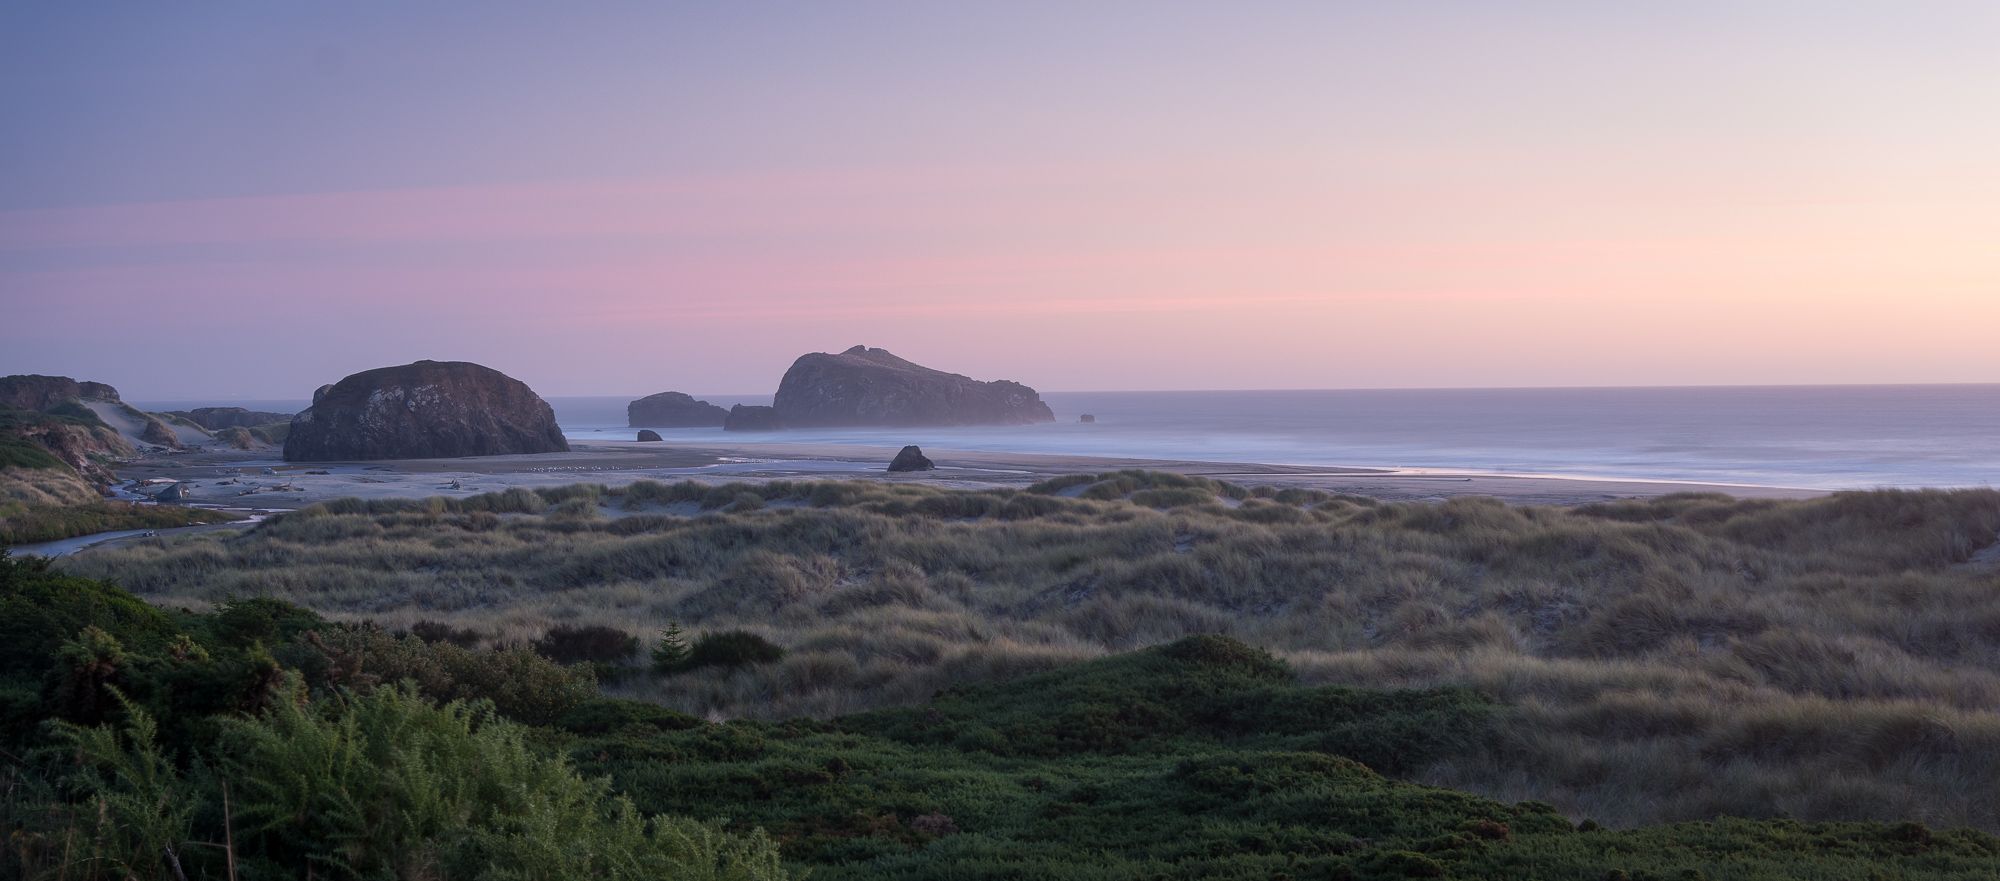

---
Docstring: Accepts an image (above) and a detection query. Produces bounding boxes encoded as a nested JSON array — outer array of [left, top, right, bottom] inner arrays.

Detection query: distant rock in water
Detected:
[[283, 360, 569, 462], [1079, 414, 1096, 424], [636, 429, 663, 442], [723, 405, 782, 432], [771, 346, 1055, 428], [887, 445, 935, 472], [627, 392, 728, 428], [169, 407, 295, 431]]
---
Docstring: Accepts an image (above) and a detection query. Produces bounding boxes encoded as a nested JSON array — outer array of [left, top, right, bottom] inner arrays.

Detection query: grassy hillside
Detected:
[[0, 404, 237, 544], [58, 474, 2000, 829], [5, 554, 1995, 880]]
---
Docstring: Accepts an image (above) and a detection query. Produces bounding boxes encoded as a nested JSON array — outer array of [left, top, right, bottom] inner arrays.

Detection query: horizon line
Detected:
[[123, 378, 2000, 404]]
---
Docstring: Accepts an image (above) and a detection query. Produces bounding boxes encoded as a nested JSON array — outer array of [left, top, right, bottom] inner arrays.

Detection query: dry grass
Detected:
[[57, 473, 2000, 829]]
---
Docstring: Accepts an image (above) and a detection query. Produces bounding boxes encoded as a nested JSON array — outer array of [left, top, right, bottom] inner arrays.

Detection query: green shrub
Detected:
[[407, 618, 485, 648], [15, 685, 790, 881], [0, 437, 64, 470], [558, 697, 706, 735], [653, 622, 691, 673], [534, 623, 640, 666], [0, 552, 180, 676], [680, 630, 786, 671], [314, 627, 597, 726]]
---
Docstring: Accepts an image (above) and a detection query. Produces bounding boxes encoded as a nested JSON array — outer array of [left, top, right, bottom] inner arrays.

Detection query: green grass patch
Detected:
[[0, 501, 243, 546]]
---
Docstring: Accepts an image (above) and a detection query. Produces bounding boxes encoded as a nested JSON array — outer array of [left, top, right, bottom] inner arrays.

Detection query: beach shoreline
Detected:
[[108, 437, 1826, 517]]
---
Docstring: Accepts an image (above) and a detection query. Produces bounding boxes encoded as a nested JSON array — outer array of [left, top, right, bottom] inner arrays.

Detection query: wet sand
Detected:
[[112, 438, 1826, 513]]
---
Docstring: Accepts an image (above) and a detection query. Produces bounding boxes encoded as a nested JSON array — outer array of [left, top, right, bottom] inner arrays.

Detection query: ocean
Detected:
[[139, 385, 2000, 491]]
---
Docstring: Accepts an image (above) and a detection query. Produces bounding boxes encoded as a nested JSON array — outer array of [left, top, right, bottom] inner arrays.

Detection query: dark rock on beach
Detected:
[[627, 391, 728, 428], [887, 445, 935, 472], [283, 360, 569, 462], [723, 405, 782, 432], [637, 429, 663, 442], [771, 346, 1054, 428]]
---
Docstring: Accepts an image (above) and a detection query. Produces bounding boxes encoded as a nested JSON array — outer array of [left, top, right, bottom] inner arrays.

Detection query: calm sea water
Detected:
[[140, 385, 2000, 490]]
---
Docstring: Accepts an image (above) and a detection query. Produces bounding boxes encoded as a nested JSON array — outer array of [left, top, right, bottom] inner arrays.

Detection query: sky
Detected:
[[2, 2, 1997, 400]]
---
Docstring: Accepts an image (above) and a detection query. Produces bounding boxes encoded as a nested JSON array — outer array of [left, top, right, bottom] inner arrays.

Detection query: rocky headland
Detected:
[[0, 375, 145, 483], [0, 375, 243, 544]]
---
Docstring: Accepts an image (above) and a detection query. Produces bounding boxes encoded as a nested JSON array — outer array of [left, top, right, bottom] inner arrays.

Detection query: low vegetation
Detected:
[[49, 473, 2000, 832], [6, 554, 1996, 879], [0, 553, 787, 879], [0, 495, 243, 546]]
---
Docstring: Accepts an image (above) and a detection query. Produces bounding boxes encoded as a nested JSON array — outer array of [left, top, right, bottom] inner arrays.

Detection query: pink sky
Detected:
[[2, 5, 1996, 399]]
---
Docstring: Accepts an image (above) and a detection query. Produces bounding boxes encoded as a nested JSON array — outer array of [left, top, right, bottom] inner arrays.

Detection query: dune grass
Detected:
[[57, 472, 2000, 829], [14, 553, 1991, 880]]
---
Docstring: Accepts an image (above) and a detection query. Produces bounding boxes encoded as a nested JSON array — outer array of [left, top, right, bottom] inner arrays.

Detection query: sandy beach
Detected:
[[111, 437, 1826, 516]]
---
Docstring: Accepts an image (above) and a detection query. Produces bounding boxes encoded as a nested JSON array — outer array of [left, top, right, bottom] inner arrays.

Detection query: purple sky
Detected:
[[3, 3, 1997, 400]]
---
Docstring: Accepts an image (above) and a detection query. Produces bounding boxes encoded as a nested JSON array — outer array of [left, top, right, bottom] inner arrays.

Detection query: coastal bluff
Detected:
[[767, 346, 1054, 428], [0, 374, 121, 412], [284, 360, 569, 462]]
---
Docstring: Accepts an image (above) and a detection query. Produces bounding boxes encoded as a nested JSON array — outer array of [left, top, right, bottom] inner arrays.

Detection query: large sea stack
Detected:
[[284, 360, 569, 462], [770, 346, 1055, 428], [627, 391, 728, 428]]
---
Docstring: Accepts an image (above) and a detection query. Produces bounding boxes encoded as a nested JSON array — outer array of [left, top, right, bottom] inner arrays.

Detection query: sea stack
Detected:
[[723, 404, 782, 432], [283, 360, 568, 462], [627, 392, 728, 428], [770, 346, 1055, 428], [637, 429, 663, 442]]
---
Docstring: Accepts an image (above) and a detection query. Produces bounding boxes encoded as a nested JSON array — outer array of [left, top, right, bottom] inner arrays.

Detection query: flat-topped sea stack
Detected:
[[627, 391, 728, 428], [770, 346, 1055, 428], [723, 404, 782, 432], [169, 406, 295, 431], [284, 360, 568, 462]]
